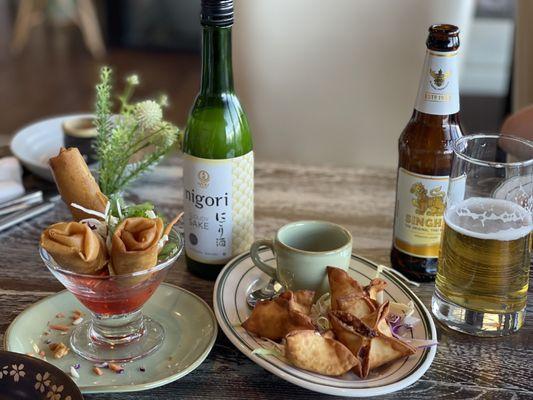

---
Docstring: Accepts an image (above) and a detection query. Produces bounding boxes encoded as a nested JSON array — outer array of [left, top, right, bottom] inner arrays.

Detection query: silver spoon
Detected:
[[246, 277, 284, 308]]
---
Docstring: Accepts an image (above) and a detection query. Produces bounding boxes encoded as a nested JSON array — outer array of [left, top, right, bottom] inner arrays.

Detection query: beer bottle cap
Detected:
[[427, 24, 460, 52], [201, 0, 234, 27]]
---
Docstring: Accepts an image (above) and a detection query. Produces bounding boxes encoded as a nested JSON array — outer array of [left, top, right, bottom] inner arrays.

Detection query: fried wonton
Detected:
[[322, 330, 335, 340], [364, 278, 388, 305], [361, 301, 393, 337], [281, 290, 315, 315], [242, 290, 315, 341], [336, 293, 376, 319], [362, 335, 416, 376], [285, 330, 359, 376], [327, 267, 366, 308], [328, 267, 376, 318], [329, 309, 416, 378], [328, 310, 371, 377]]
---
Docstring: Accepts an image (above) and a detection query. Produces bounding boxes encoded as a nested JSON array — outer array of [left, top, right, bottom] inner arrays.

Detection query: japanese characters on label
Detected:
[[183, 152, 254, 264]]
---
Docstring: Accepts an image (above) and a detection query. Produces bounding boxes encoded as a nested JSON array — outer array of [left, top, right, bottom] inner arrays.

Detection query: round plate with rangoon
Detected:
[[214, 250, 437, 397]]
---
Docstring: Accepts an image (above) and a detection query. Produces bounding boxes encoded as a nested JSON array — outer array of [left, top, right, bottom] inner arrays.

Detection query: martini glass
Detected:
[[40, 228, 183, 362]]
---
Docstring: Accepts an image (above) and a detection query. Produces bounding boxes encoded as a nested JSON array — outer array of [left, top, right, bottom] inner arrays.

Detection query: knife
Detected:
[[0, 191, 43, 217], [0, 195, 60, 233]]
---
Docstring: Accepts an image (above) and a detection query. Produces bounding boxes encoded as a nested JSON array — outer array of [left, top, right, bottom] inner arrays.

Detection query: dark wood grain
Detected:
[[1, 157, 532, 400]]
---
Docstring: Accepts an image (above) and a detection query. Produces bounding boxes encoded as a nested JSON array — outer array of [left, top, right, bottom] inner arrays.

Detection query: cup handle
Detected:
[[250, 239, 277, 279]]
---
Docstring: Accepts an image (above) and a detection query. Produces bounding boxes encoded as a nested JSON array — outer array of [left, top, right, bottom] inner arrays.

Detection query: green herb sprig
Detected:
[[94, 67, 182, 195]]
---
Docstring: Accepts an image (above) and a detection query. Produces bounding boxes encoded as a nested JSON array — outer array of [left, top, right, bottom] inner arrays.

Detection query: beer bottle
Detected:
[[183, 0, 254, 280], [391, 24, 464, 282]]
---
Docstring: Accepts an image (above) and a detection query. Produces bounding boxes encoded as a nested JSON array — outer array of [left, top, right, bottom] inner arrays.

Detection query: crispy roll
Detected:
[[41, 222, 108, 274], [49, 147, 107, 221], [111, 217, 164, 274]]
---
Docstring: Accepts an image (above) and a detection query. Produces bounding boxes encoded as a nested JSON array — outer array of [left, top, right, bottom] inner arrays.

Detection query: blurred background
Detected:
[[0, 0, 527, 168]]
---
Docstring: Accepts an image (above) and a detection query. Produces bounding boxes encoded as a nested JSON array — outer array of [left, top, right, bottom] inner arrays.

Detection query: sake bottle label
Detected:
[[183, 151, 254, 264]]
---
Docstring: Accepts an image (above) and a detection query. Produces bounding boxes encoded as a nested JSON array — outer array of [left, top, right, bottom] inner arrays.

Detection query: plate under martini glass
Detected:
[[4, 282, 217, 394]]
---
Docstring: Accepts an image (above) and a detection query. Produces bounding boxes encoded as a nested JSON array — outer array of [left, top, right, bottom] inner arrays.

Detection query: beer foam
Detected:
[[444, 197, 532, 241]]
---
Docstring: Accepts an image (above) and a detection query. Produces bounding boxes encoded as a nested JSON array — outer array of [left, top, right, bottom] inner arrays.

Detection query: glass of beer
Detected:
[[432, 134, 532, 336]]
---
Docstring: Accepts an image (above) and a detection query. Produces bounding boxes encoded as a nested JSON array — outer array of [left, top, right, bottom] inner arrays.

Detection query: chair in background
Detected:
[[11, 0, 105, 58]]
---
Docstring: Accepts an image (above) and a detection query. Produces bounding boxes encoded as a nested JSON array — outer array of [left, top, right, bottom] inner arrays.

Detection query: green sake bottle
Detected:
[[182, 0, 254, 280]]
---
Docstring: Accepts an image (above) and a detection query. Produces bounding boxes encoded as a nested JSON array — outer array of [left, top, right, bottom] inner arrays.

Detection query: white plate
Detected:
[[5, 283, 218, 394], [214, 250, 437, 397], [10, 114, 91, 181]]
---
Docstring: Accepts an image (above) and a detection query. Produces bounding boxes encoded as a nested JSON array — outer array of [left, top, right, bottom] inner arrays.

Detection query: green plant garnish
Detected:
[[94, 66, 182, 195], [123, 202, 155, 219], [158, 241, 178, 260]]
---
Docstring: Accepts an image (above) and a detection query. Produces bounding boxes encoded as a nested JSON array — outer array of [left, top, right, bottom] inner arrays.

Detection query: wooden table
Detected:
[[1, 158, 532, 399]]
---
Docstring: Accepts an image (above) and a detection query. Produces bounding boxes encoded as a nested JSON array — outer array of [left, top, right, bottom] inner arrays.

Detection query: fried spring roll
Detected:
[[111, 217, 164, 274], [49, 147, 107, 221], [40, 222, 108, 274]]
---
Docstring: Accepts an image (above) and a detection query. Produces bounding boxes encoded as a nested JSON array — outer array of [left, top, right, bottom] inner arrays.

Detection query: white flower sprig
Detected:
[[94, 67, 181, 195]]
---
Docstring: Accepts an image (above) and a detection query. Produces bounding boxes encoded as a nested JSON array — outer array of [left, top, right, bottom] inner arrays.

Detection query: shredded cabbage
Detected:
[[310, 293, 331, 331], [251, 338, 287, 361], [115, 197, 123, 219], [375, 290, 384, 305], [158, 240, 177, 260], [315, 316, 330, 332], [146, 210, 157, 219], [389, 301, 415, 319], [375, 264, 384, 279], [252, 348, 284, 358], [403, 315, 420, 327], [401, 338, 438, 348], [70, 203, 106, 219], [80, 218, 108, 239]]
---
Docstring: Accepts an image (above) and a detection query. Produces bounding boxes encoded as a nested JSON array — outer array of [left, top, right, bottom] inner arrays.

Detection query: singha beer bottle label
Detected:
[[393, 168, 449, 258], [183, 152, 254, 264], [393, 168, 466, 258], [415, 50, 459, 116]]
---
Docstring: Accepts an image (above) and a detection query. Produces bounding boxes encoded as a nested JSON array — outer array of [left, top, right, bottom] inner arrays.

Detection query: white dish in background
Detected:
[[214, 250, 437, 398], [10, 114, 92, 181]]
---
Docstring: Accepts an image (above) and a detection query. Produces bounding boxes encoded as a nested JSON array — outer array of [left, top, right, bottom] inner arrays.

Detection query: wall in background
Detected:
[[0, 0, 517, 166], [233, 0, 475, 168], [460, 19, 514, 97]]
